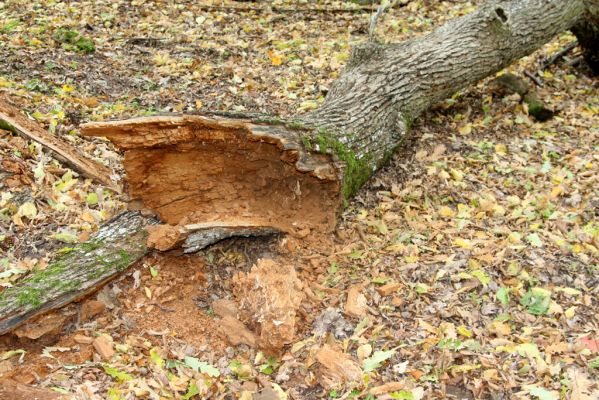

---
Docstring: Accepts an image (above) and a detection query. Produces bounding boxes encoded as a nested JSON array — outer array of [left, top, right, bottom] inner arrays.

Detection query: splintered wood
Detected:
[[81, 115, 341, 244], [0, 95, 118, 190]]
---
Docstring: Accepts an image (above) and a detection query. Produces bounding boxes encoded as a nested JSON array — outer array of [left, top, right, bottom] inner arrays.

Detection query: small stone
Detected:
[[376, 282, 402, 297], [73, 334, 94, 345], [219, 315, 257, 347], [344, 285, 367, 317], [13, 313, 67, 340], [80, 300, 106, 322], [146, 224, 184, 251], [315, 344, 362, 388], [212, 299, 238, 318], [92, 335, 115, 360]]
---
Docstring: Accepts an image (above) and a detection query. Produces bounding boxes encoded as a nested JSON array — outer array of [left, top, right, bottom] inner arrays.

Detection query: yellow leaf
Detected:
[[61, 84, 75, 93], [458, 123, 472, 135], [80, 211, 96, 223], [269, 53, 284, 66], [494, 143, 507, 155], [457, 325, 473, 338], [489, 321, 511, 336], [454, 238, 473, 250], [507, 232, 522, 244], [564, 306, 576, 319], [550, 186, 562, 198], [450, 168, 464, 182], [438, 206, 455, 218], [17, 202, 37, 219], [144, 286, 152, 299]]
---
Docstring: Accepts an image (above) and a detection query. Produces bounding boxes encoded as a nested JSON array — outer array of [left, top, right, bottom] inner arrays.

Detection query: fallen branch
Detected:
[[0, 212, 281, 333], [0, 95, 119, 191], [540, 40, 578, 70], [0, 211, 149, 335]]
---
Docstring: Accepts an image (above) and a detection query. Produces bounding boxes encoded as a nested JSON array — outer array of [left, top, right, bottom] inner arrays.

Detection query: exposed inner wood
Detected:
[[82, 116, 341, 234]]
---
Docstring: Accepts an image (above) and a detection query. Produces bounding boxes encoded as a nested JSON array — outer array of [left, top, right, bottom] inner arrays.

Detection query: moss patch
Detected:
[[305, 129, 373, 201], [0, 119, 17, 133]]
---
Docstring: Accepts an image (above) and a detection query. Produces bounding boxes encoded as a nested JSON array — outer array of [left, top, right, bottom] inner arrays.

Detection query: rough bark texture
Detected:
[[304, 0, 589, 173], [83, 0, 594, 239], [0, 211, 148, 335]]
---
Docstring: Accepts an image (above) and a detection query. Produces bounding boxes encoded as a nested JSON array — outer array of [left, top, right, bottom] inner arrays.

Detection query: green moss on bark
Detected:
[[304, 129, 373, 202]]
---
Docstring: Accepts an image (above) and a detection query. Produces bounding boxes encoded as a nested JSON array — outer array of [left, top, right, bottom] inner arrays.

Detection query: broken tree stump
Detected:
[[81, 116, 341, 236]]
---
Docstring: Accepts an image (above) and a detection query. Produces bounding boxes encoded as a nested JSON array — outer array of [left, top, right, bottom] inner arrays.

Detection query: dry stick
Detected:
[[524, 70, 544, 87], [0, 95, 119, 191], [540, 40, 578, 70], [369, 0, 401, 40]]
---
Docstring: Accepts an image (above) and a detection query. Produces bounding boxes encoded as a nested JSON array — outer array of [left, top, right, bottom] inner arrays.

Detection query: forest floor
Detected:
[[0, 0, 598, 399]]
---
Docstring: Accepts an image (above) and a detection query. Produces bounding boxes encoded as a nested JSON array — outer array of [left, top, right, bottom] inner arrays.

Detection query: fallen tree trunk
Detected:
[[1, 0, 596, 333], [82, 0, 595, 235]]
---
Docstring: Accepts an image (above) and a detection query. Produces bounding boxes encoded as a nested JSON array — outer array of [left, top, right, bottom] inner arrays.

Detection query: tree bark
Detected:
[[83, 0, 595, 235], [0, 212, 148, 335], [2, 0, 596, 333]]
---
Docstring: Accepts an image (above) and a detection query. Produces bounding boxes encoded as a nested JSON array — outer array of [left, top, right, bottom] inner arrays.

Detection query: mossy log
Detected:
[[0, 212, 148, 335], [82, 0, 595, 237]]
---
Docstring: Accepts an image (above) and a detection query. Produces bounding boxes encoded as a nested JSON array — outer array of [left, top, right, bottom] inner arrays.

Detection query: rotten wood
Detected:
[[0, 211, 149, 335], [83, 0, 594, 240], [81, 116, 341, 236], [0, 213, 282, 333], [0, 95, 119, 191]]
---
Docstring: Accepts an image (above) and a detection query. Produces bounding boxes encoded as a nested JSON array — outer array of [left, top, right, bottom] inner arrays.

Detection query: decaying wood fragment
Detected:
[[0, 96, 118, 191], [81, 115, 341, 237], [0, 211, 148, 335]]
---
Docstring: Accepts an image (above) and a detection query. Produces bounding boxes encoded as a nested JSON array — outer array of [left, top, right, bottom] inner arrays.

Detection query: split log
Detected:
[[82, 0, 596, 237], [0, 96, 118, 191], [0, 212, 148, 335], [1, 0, 597, 333]]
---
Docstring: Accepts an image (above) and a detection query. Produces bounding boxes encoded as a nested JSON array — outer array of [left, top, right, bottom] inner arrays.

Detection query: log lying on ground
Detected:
[[0, 212, 148, 335], [83, 0, 596, 236], [1, 0, 596, 333], [0, 96, 119, 191]]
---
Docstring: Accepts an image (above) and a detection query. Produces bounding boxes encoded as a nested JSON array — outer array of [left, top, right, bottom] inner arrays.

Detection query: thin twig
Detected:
[[369, 0, 397, 40], [524, 70, 543, 87], [540, 40, 577, 70], [368, 0, 412, 41]]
